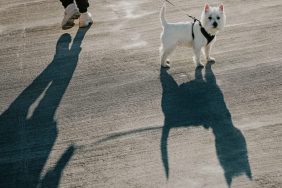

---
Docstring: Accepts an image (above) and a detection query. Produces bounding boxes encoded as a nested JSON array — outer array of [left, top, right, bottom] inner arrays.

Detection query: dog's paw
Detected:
[[207, 57, 215, 62], [161, 62, 170, 68], [196, 63, 204, 68], [193, 56, 204, 67]]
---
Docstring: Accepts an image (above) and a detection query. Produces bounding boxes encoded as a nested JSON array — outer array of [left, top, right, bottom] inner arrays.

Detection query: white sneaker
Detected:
[[79, 12, 93, 28], [62, 3, 80, 30]]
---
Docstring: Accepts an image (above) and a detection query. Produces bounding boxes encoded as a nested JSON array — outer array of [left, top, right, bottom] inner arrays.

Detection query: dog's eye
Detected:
[[217, 16, 220, 20], [208, 16, 212, 20]]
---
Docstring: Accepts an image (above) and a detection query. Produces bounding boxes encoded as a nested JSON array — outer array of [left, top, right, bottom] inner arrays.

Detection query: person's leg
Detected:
[[76, 0, 93, 27], [75, 0, 89, 13], [60, 0, 74, 9], [60, 0, 80, 29]]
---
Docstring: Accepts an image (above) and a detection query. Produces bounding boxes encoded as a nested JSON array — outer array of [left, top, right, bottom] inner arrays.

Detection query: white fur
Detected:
[[160, 3, 226, 68]]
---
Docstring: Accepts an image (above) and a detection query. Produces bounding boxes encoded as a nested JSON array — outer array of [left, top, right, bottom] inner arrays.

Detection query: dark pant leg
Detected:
[[75, 0, 89, 13], [60, 0, 74, 8]]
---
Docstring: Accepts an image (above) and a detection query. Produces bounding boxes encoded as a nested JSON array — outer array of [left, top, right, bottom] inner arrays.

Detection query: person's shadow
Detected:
[[160, 62, 252, 187], [0, 26, 90, 188]]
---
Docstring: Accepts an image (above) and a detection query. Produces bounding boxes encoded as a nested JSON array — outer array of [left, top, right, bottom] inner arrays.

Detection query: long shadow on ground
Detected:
[[94, 62, 252, 187], [160, 62, 252, 186], [0, 27, 90, 188]]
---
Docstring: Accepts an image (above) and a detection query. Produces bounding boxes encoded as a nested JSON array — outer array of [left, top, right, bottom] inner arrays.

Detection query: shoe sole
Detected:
[[62, 12, 80, 30], [79, 21, 93, 28]]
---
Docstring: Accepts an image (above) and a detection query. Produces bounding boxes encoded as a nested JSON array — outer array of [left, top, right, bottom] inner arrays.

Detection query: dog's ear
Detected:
[[204, 3, 210, 12], [219, 4, 224, 12]]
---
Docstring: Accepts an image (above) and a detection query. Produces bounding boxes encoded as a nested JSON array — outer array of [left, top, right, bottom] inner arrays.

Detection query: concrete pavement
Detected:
[[1, 0, 282, 187]]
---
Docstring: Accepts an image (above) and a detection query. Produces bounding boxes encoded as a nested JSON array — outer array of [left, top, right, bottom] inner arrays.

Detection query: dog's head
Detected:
[[201, 4, 226, 34]]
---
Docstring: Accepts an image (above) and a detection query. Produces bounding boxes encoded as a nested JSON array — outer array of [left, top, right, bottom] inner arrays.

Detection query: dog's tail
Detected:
[[160, 3, 167, 27]]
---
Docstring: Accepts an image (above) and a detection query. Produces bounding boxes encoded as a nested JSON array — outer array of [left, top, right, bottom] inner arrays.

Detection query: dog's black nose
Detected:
[[213, 22, 218, 28]]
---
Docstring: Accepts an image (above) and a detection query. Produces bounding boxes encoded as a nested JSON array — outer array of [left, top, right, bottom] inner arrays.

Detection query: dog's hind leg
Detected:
[[160, 46, 175, 68]]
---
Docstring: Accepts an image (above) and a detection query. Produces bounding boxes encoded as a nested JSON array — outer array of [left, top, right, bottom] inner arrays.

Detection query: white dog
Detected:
[[160, 3, 226, 68]]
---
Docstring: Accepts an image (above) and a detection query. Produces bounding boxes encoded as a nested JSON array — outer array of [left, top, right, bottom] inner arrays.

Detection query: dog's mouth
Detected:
[[207, 27, 220, 35], [205, 23, 220, 32]]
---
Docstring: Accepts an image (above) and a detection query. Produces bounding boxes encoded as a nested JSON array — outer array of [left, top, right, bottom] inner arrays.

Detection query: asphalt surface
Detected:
[[1, 0, 282, 188]]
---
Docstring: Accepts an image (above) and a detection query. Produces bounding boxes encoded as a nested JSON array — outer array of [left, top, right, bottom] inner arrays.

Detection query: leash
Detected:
[[163, 0, 215, 45], [164, 0, 202, 26]]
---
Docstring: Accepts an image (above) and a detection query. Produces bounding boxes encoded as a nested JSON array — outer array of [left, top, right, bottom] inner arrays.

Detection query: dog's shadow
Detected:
[[160, 62, 252, 186]]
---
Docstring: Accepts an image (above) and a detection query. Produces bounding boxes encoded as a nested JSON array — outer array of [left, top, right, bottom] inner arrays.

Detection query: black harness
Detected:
[[164, 0, 215, 45], [192, 20, 215, 45]]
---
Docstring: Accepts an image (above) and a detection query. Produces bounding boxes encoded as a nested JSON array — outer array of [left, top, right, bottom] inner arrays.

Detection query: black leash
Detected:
[[164, 0, 201, 25], [164, 0, 215, 45]]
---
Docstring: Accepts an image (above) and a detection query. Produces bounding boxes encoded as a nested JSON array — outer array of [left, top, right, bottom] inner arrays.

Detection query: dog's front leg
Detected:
[[204, 44, 215, 62], [193, 47, 204, 67]]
